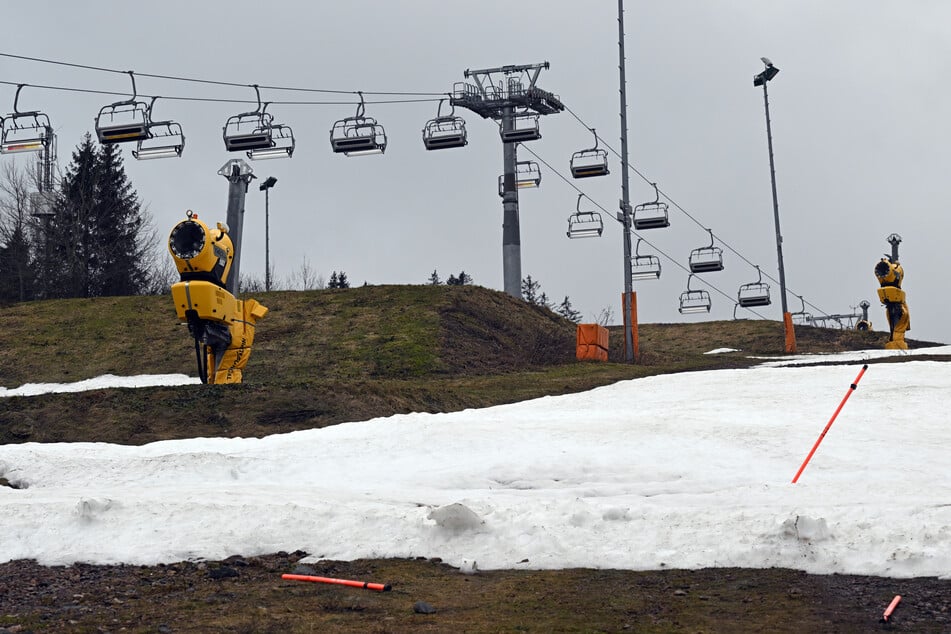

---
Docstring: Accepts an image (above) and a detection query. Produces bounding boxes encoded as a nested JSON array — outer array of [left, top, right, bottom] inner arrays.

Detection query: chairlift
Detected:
[[630, 238, 661, 280], [688, 229, 724, 273], [498, 160, 541, 196], [633, 182, 670, 230], [223, 86, 294, 159], [94, 72, 152, 144], [499, 112, 541, 143], [566, 194, 603, 239], [570, 127, 609, 178], [0, 84, 54, 155], [248, 123, 294, 160], [422, 99, 467, 150], [737, 265, 771, 307], [132, 97, 185, 160], [679, 274, 712, 314], [790, 295, 813, 326], [330, 92, 387, 156]]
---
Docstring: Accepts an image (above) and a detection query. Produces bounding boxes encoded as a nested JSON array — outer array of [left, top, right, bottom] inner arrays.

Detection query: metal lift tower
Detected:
[[451, 63, 564, 298]]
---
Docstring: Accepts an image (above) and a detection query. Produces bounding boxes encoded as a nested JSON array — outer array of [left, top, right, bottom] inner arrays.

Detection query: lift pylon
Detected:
[[450, 62, 564, 299]]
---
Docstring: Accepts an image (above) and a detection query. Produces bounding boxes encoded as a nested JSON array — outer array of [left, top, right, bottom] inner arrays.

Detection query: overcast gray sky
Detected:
[[3, 1, 948, 343]]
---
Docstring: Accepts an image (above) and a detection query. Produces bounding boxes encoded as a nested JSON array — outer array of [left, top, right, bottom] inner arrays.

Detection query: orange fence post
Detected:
[[282, 573, 391, 592], [881, 595, 901, 622], [792, 365, 868, 483], [783, 311, 797, 353]]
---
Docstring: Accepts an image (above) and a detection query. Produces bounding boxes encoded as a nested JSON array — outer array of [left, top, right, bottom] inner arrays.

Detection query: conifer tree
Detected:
[[35, 134, 152, 298], [557, 295, 582, 323]]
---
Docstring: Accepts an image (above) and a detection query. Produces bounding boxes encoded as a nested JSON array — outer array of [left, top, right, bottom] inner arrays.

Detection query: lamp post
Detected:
[[259, 176, 277, 292], [754, 58, 796, 353]]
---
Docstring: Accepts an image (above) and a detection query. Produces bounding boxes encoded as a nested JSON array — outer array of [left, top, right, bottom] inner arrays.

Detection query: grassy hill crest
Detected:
[[0, 284, 943, 445]]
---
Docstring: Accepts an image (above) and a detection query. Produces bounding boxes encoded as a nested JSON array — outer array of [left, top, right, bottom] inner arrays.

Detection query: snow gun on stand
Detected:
[[874, 233, 909, 350], [168, 210, 267, 383]]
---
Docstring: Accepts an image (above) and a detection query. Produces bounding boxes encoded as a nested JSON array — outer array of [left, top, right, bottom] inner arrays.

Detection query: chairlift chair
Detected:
[[330, 92, 387, 156], [133, 121, 185, 160], [632, 182, 670, 230], [94, 72, 153, 144], [497, 160, 542, 196], [223, 86, 278, 152], [630, 238, 661, 280], [736, 265, 771, 307], [499, 112, 541, 143], [570, 128, 609, 178], [679, 274, 712, 314], [566, 194, 603, 239], [422, 99, 468, 150], [790, 295, 813, 326], [132, 97, 185, 160], [247, 123, 294, 160], [0, 85, 54, 155], [688, 229, 724, 273]]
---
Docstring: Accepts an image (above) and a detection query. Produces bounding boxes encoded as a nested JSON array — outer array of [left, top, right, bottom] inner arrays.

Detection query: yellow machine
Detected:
[[874, 234, 909, 350], [168, 210, 267, 383]]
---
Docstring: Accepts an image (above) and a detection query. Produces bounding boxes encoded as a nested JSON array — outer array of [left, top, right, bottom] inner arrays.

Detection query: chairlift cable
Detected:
[[518, 142, 770, 319], [0, 52, 447, 97], [562, 104, 832, 319]]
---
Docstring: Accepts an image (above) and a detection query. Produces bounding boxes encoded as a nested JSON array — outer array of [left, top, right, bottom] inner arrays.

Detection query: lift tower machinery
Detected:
[[451, 62, 564, 298]]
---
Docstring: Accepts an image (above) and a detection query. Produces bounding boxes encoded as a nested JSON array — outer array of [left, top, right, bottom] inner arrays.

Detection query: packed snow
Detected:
[[1, 348, 950, 579]]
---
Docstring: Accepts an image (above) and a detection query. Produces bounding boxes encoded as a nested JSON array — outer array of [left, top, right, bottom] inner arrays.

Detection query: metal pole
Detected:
[[618, 0, 634, 363], [264, 187, 271, 292], [501, 106, 522, 298], [762, 80, 789, 317], [219, 159, 255, 295]]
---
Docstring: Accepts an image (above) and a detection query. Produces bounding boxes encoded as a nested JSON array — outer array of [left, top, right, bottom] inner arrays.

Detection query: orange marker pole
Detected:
[[792, 364, 868, 483], [282, 573, 391, 592], [882, 594, 901, 622]]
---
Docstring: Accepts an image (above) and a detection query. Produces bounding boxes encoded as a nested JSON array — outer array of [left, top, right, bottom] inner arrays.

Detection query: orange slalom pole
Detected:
[[882, 595, 902, 622], [282, 573, 391, 592], [792, 364, 868, 484]]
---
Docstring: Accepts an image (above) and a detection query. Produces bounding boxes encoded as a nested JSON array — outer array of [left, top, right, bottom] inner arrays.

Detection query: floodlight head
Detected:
[[753, 61, 780, 87], [259, 176, 278, 190]]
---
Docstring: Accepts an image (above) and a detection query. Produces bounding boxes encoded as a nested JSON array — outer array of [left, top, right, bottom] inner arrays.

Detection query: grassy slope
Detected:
[[0, 284, 943, 445], [1, 285, 950, 632]]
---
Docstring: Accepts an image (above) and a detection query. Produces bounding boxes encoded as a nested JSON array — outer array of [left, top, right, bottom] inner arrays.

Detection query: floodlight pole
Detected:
[[451, 62, 564, 300], [259, 176, 278, 292], [617, 0, 635, 363], [755, 59, 796, 353], [218, 159, 256, 295]]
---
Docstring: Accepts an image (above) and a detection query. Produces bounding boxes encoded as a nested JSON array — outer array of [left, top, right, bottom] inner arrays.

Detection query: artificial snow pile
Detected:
[[0, 349, 949, 579]]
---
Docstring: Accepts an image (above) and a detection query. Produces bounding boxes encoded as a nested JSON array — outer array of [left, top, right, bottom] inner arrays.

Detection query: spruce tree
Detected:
[[35, 134, 152, 298], [428, 269, 441, 285], [557, 296, 582, 323]]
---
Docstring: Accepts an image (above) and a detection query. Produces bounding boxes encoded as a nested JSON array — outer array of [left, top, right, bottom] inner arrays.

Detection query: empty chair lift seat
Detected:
[[576, 323, 609, 362]]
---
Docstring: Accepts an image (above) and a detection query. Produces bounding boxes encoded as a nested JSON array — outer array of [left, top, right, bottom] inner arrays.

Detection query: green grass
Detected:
[[1, 284, 949, 631]]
